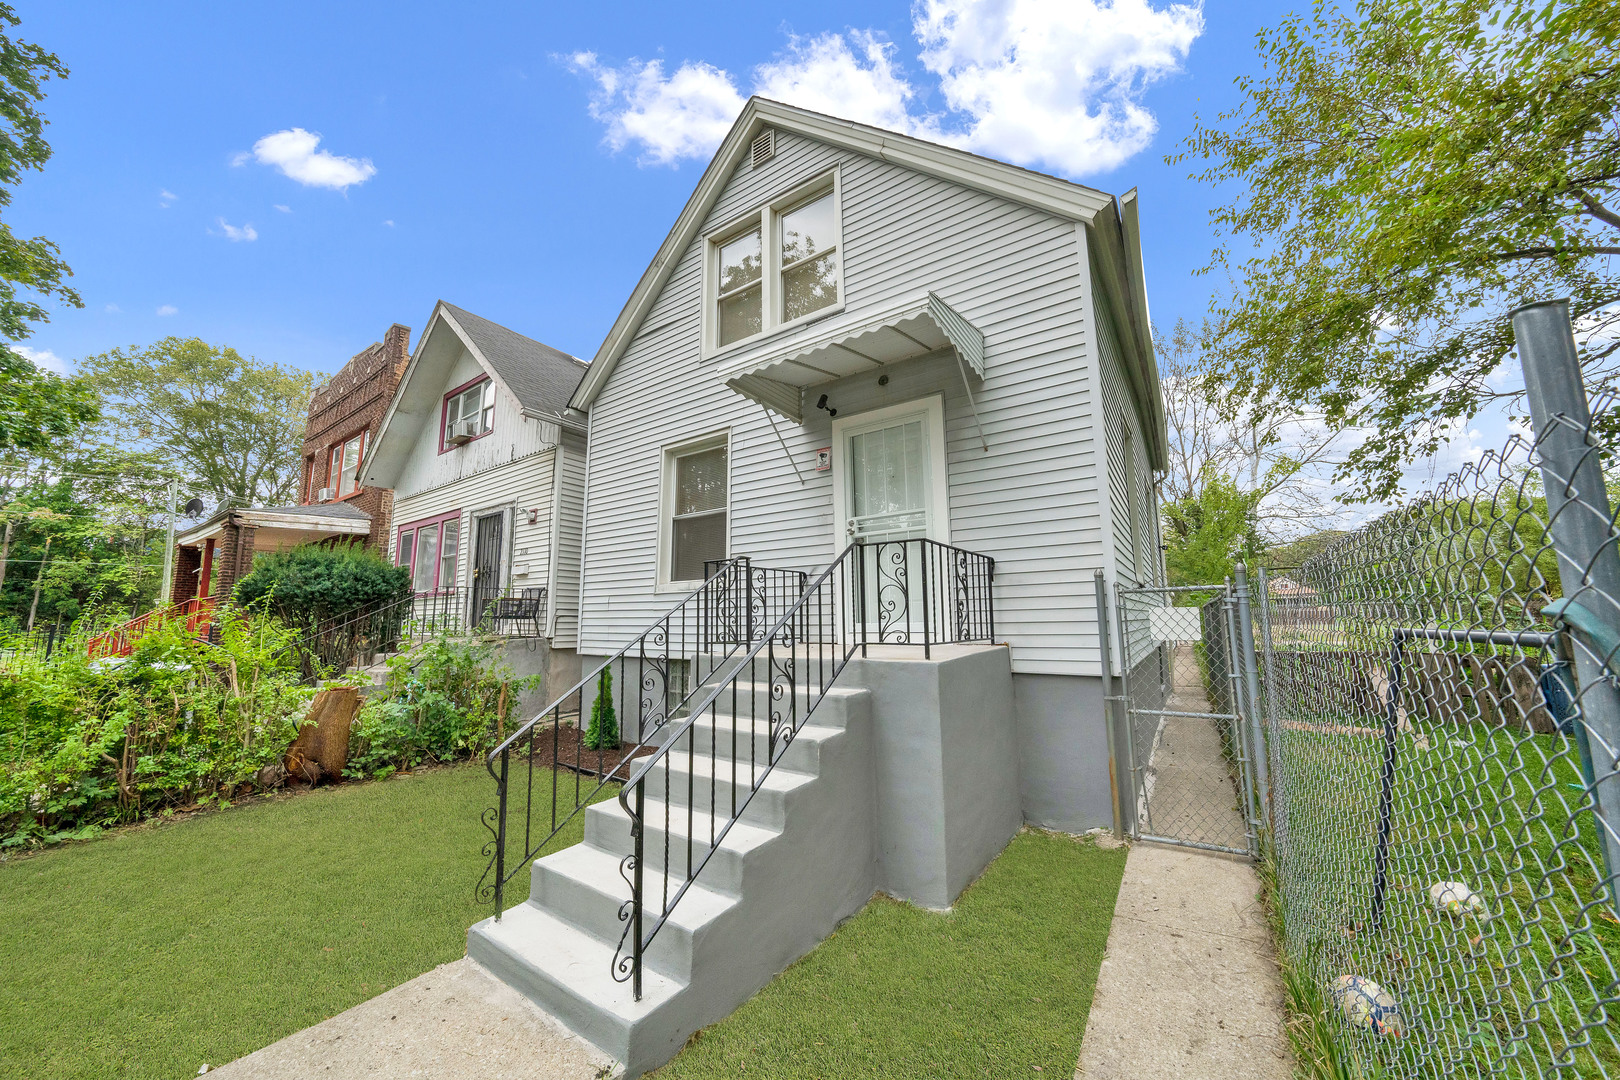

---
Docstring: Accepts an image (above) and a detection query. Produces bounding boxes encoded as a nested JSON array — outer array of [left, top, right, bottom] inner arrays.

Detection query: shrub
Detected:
[[584, 665, 619, 750], [0, 607, 312, 847], [344, 639, 535, 780], [233, 542, 410, 627]]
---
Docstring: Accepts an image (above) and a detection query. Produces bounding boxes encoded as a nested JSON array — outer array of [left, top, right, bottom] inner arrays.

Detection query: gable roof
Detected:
[[439, 302, 587, 421], [567, 96, 1165, 470], [361, 301, 587, 489]]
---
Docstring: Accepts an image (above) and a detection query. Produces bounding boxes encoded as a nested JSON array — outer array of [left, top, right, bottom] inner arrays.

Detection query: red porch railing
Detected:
[[87, 596, 216, 659]]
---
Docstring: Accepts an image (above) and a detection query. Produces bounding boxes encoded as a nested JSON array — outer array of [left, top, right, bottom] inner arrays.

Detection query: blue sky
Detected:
[[12, 0, 1289, 380]]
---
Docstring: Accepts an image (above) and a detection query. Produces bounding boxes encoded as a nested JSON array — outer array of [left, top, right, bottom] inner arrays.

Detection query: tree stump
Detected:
[[286, 687, 361, 783]]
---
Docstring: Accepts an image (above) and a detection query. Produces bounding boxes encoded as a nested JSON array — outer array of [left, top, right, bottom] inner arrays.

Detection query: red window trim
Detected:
[[439, 375, 493, 455], [396, 509, 462, 593]]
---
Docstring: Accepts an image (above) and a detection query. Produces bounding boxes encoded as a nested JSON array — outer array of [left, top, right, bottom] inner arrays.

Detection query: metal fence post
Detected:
[[1253, 566, 1285, 852], [1515, 298, 1620, 908], [1223, 592, 1261, 858], [1232, 563, 1272, 838], [1095, 571, 1131, 838]]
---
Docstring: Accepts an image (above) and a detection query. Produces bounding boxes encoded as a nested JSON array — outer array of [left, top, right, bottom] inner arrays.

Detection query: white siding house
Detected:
[[568, 100, 1165, 831], [361, 301, 589, 687]]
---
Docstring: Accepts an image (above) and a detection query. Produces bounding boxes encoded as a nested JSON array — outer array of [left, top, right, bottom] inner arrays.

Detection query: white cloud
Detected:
[[104, 303, 121, 314], [752, 32, 932, 138], [566, 0, 1204, 177], [274, 204, 292, 213], [915, 0, 1203, 174], [159, 189, 177, 207], [568, 52, 745, 166], [245, 128, 376, 190], [216, 218, 258, 242], [13, 344, 65, 373], [382, 219, 395, 227], [156, 304, 178, 317]]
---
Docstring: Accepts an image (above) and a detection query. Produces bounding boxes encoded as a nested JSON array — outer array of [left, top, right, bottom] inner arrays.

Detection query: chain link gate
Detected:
[[1102, 578, 1265, 858]]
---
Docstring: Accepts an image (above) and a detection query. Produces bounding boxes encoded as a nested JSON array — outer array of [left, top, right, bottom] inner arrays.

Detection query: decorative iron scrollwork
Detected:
[[475, 804, 501, 905], [610, 853, 639, 984], [875, 542, 912, 643]]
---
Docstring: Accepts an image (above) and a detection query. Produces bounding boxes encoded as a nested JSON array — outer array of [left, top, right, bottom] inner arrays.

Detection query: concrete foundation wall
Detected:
[[1012, 672, 1113, 833], [844, 645, 1023, 910], [494, 637, 552, 720]]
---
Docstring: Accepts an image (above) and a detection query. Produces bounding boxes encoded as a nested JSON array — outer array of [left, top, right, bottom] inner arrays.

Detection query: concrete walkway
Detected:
[[1074, 844, 1293, 1078], [207, 958, 614, 1080], [1077, 643, 1291, 1079]]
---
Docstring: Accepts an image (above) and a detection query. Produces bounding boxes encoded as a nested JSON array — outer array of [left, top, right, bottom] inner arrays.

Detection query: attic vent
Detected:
[[750, 129, 775, 169]]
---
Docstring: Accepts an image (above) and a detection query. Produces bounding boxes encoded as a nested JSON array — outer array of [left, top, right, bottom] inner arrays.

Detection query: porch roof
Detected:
[[722, 291, 984, 423], [176, 502, 371, 547]]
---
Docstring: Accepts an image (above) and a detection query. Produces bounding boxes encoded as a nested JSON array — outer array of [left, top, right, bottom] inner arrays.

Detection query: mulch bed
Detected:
[[512, 721, 652, 780]]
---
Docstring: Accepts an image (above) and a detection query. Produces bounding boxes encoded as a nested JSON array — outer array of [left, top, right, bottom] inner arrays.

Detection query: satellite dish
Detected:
[[182, 498, 206, 517]]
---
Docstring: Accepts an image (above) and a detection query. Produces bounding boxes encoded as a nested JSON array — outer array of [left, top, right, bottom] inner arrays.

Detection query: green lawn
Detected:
[[1274, 717, 1620, 1077], [1, 769, 1127, 1080], [0, 764, 607, 1080], [651, 829, 1127, 1080]]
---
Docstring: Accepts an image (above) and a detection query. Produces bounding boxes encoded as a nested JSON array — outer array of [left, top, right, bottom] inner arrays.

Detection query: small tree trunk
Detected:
[[27, 536, 50, 632]]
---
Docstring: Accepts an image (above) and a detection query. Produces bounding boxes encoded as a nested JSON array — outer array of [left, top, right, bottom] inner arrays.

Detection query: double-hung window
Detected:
[[664, 438, 728, 584], [328, 431, 365, 498], [397, 513, 460, 593], [443, 378, 494, 450], [706, 171, 841, 353]]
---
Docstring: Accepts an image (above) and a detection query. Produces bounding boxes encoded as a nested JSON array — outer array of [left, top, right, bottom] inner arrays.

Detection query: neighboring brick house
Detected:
[[299, 322, 413, 547], [168, 324, 412, 606]]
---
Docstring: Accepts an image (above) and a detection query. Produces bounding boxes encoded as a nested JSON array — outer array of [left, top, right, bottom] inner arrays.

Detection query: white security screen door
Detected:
[[834, 398, 949, 644]]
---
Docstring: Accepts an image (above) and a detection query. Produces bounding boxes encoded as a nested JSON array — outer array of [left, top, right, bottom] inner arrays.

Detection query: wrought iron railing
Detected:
[[477, 557, 809, 913], [609, 537, 995, 998]]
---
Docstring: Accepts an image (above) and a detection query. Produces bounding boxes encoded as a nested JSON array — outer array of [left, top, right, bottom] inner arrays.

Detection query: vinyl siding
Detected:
[[387, 348, 572, 631], [389, 450, 557, 610], [1096, 286, 1159, 588], [393, 348, 562, 498], [579, 127, 1151, 677], [549, 430, 587, 648]]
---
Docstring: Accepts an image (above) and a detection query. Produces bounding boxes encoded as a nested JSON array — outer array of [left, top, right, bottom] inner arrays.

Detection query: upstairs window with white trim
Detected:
[[443, 378, 494, 450], [664, 438, 729, 584], [328, 431, 366, 499], [705, 172, 842, 354]]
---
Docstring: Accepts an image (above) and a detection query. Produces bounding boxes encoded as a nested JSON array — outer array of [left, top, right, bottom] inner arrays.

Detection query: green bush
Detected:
[[234, 542, 410, 627], [344, 639, 535, 780], [584, 665, 619, 750], [0, 607, 313, 847]]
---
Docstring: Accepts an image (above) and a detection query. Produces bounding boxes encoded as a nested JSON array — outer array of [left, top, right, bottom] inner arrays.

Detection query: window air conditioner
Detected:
[[316, 486, 334, 501], [447, 419, 479, 445]]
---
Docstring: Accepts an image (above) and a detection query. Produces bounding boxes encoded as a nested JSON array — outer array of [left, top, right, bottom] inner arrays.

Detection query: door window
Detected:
[[847, 419, 930, 541]]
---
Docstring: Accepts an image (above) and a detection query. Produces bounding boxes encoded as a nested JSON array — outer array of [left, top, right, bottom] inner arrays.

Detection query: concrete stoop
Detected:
[[468, 643, 1024, 1079], [468, 682, 879, 1077]]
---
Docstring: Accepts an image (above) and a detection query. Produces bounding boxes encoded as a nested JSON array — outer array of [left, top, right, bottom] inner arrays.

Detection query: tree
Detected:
[[0, 462, 171, 629], [1163, 468, 1265, 589], [1160, 317, 1344, 540], [0, 4, 97, 453], [1176, 0, 1620, 501], [78, 338, 317, 508], [584, 665, 619, 751]]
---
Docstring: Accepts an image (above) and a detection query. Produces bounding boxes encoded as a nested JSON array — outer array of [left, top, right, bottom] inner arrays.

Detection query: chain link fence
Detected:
[[1255, 302, 1619, 1076]]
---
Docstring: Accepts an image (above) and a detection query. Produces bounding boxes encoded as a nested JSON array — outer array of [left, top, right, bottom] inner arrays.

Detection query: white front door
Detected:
[[832, 397, 950, 644], [833, 396, 949, 545]]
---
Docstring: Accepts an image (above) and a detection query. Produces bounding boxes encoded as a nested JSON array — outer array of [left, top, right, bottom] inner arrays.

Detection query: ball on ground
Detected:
[[1330, 974, 1403, 1036]]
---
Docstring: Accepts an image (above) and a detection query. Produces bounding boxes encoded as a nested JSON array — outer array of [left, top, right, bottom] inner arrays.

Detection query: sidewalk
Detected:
[[1074, 843, 1292, 1078], [207, 957, 614, 1080]]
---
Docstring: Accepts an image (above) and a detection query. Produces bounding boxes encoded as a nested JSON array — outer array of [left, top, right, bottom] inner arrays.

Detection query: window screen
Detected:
[[670, 444, 727, 581]]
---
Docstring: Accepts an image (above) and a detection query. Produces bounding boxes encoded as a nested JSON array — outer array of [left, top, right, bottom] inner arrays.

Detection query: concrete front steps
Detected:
[[468, 682, 876, 1078]]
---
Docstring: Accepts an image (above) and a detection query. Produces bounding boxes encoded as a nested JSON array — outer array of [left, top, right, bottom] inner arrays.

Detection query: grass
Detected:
[[1273, 715, 1620, 1078], [651, 828, 1127, 1080], [0, 764, 613, 1080]]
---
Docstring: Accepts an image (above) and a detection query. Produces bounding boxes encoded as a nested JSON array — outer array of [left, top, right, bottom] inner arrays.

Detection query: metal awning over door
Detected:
[[722, 292, 986, 439]]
